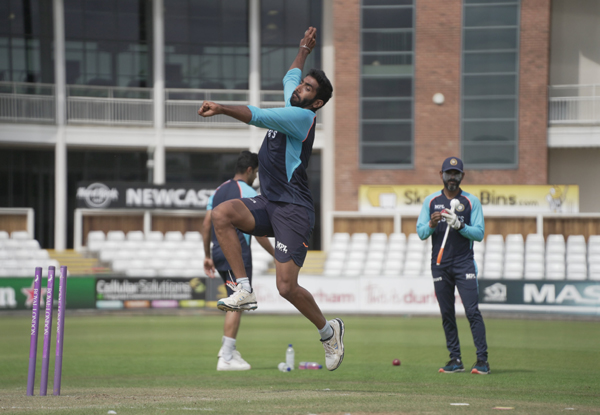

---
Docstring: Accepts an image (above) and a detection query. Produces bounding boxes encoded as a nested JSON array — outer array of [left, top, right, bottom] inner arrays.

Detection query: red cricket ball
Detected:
[[393, 359, 401, 366]]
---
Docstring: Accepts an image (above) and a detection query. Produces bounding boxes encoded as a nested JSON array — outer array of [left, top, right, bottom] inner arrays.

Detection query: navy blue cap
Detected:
[[441, 157, 464, 172]]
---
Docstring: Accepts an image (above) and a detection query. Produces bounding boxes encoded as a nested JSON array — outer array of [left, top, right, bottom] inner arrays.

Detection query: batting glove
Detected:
[[442, 209, 463, 230]]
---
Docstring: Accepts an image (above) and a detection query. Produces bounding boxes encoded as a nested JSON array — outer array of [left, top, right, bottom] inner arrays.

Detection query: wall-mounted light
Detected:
[[433, 93, 445, 105]]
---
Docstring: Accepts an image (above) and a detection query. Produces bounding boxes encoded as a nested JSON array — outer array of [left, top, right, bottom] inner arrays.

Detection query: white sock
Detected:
[[222, 336, 236, 361], [236, 277, 252, 292], [318, 322, 334, 341]]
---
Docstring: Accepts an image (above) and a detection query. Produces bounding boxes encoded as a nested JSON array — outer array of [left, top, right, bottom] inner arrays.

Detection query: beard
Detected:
[[290, 92, 316, 109], [444, 179, 461, 192]]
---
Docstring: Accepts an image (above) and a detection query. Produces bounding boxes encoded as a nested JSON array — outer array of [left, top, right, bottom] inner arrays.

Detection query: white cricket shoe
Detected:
[[217, 350, 251, 371], [321, 318, 345, 371], [217, 283, 257, 312]]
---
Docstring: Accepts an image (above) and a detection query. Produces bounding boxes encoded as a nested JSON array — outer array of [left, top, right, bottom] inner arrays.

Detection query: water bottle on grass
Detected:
[[299, 362, 322, 370], [286, 344, 295, 370]]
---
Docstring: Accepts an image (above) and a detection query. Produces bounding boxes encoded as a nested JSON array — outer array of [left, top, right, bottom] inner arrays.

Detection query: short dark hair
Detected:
[[307, 69, 333, 109], [235, 150, 258, 174]]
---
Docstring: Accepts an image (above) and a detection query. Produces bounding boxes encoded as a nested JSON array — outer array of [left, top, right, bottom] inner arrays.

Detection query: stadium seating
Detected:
[[88, 230, 274, 277], [321, 231, 599, 281], [0, 231, 59, 276]]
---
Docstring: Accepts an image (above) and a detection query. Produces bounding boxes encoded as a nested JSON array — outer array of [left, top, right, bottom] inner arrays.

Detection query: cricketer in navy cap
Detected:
[[441, 156, 464, 173]]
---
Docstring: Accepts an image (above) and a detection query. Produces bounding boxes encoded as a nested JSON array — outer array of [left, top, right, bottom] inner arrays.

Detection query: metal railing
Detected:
[[67, 85, 153, 126], [0, 82, 55, 123], [0, 83, 325, 128], [165, 89, 250, 128], [549, 84, 600, 125]]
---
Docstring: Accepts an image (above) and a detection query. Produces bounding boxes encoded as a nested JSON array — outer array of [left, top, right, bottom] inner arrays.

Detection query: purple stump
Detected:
[[53, 266, 67, 396], [40, 266, 55, 396], [27, 267, 43, 396]]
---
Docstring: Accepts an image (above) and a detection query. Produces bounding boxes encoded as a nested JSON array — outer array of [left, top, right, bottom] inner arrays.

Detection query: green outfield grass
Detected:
[[1, 312, 599, 415]]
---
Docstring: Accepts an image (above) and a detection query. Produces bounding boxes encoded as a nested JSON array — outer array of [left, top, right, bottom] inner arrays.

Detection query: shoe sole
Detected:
[[328, 318, 345, 371], [217, 301, 257, 312], [471, 368, 489, 375], [439, 368, 465, 373]]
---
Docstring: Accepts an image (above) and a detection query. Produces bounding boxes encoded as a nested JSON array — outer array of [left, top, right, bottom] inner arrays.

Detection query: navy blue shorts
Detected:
[[218, 268, 252, 296], [240, 195, 314, 267]]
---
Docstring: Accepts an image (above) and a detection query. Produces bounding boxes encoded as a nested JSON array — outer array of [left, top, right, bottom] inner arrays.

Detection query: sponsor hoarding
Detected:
[[2, 276, 598, 315], [0, 277, 96, 310], [95, 277, 208, 309], [76, 182, 216, 210], [359, 185, 579, 214]]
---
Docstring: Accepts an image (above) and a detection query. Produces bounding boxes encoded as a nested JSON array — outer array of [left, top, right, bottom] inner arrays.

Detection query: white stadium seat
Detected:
[[546, 262, 566, 280], [332, 232, 350, 243], [503, 261, 524, 280], [524, 262, 544, 279], [185, 231, 202, 241], [165, 231, 184, 241], [126, 230, 145, 241], [506, 234, 524, 244], [487, 234, 504, 245], [526, 233, 544, 244], [566, 262, 587, 281], [526, 242, 545, 255], [351, 233, 369, 243], [389, 233, 406, 243], [0, 231, 8, 240], [588, 263, 600, 281], [107, 230, 126, 241], [11, 231, 30, 240], [146, 231, 164, 241], [370, 233, 387, 243], [328, 251, 346, 261]]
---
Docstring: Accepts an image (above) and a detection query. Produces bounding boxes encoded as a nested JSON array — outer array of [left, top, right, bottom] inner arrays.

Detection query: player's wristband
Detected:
[[301, 45, 312, 53]]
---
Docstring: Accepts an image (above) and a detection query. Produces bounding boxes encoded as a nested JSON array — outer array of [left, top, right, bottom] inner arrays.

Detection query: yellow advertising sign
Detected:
[[359, 185, 579, 213]]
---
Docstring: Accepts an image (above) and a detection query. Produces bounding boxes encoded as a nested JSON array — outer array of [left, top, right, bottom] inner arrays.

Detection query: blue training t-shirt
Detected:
[[247, 68, 317, 211], [207, 179, 257, 271], [416, 189, 485, 271]]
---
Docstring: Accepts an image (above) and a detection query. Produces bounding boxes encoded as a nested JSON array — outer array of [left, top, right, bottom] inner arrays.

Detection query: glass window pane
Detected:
[[463, 99, 516, 119], [463, 121, 516, 142], [362, 78, 412, 97], [362, 100, 411, 120], [362, 32, 413, 52], [362, 54, 412, 75], [464, 28, 517, 50], [463, 143, 516, 165], [463, 52, 517, 73], [363, 8, 413, 29], [362, 145, 412, 164], [463, 74, 517, 96], [464, 5, 518, 27], [362, 122, 412, 143]]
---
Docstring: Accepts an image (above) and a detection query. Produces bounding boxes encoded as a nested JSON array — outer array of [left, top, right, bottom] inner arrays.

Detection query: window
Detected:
[[461, 0, 520, 168], [0, 0, 54, 83], [261, 0, 322, 90], [64, 0, 152, 87], [164, 0, 248, 90], [360, 0, 414, 167]]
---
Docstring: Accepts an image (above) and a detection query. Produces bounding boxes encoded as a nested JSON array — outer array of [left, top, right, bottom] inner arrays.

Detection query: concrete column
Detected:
[[248, 0, 262, 153], [53, 0, 67, 251], [153, 0, 166, 184], [321, 0, 335, 251]]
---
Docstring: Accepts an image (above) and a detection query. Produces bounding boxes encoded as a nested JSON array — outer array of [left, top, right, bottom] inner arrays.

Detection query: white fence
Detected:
[[67, 86, 153, 126], [549, 84, 600, 125], [165, 88, 249, 128], [0, 82, 323, 128], [0, 82, 55, 123]]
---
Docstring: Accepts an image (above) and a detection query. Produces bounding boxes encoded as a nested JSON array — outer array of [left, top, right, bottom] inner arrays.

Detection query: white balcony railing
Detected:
[[549, 84, 600, 125], [66, 85, 153, 126], [166, 89, 249, 128], [0, 83, 324, 129], [0, 82, 55, 123]]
